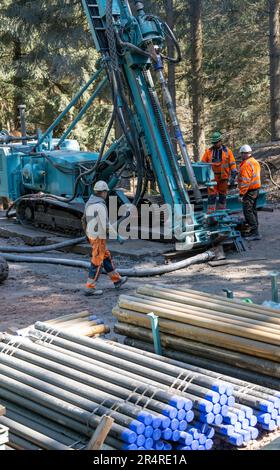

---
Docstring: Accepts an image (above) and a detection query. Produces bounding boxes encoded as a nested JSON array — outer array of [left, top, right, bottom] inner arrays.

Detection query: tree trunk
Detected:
[[13, 39, 23, 131], [269, 0, 280, 141], [190, 0, 205, 160], [166, 0, 176, 107]]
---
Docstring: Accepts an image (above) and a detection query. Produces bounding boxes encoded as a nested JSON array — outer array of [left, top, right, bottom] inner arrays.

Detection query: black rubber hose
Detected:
[[0, 237, 86, 253], [0, 250, 215, 277]]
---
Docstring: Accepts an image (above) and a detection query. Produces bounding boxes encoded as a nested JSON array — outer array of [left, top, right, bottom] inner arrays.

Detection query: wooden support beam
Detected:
[[86, 416, 114, 450]]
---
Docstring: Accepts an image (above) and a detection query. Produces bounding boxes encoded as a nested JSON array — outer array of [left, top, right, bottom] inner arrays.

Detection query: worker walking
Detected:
[[201, 132, 237, 213], [83, 181, 127, 296], [238, 145, 261, 241]]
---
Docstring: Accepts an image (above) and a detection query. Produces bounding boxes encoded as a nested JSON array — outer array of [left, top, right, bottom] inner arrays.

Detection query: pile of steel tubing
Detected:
[[109, 334, 280, 441], [112, 284, 280, 380], [16, 323, 265, 449], [0, 327, 212, 451]]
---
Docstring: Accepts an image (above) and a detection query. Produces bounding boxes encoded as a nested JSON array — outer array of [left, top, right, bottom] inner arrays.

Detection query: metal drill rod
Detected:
[[0, 338, 179, 418], [0, 362, 146, 436], [43, 324, 231, 394], [32, 324, 228, 401], [30, 329, 220, 405], [0, 372, 137, 444]]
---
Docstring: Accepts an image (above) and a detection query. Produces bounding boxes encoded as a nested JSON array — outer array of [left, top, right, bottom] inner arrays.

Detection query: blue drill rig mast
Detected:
[[0, 0, 244, 248]]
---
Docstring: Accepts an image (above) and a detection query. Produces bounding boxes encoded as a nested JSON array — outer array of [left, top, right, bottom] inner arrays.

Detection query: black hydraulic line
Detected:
[[0, 237, 86, 253], [0, 250, 215, 277]]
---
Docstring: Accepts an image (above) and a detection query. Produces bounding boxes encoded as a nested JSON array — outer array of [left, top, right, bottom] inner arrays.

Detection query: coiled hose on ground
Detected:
[[0, 237, 86, 253], [0, 250, 215, 277]]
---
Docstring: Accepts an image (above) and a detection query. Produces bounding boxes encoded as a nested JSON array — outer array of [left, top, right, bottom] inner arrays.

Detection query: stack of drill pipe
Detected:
[[109, 337, 280, 443], [27, 324, 249, 448], [112, 285, 280, 382], [45, 311, 109, 338], [175, 424, 214, 450], [0, 334, 194, 451]]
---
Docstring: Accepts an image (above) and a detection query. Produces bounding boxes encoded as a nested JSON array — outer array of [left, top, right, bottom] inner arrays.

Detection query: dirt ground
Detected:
[[1, 208, 280, 334]]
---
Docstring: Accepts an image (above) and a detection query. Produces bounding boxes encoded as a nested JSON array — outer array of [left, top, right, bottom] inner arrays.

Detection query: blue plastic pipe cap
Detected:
[[201, 412, 214, 424], [151, 415, 162, 429], [260, 400, 274, 413], [242, 418, 249, 430], [159, 416, 170, 429], [121, 429, 137, 444], [137, 447, 146, 450], [226, 384, 234, 396], [234, 422, 242, 433], [257, 412, 271, 425], [184, 398, 193, 411], [249, 415, 257, 427], [198, 445, 205, 450], [205, 438, 213, 450], [144, 426, 153, 438], [218, 424, 234, 436], [226, 396, 235, 407], [199, 434, 207, 445], [271, 409, 278, 420], [213, 403, 221, 415], [239, 429, 250, 442], [136, 434, 146, 447], [144, 438, 154, 450], [164, 443, 172, 450], [152, 428, 162, 442], [122, 444, 138, 450], [229, 433, 243, 447], [277, 416, 280, 427], [262, 420, 277, 431], [130, 420, 145, 435], [162, 428, 172, 441], [191, 440, 199, 450], [177, 409, 186, 421], [186, 410, 194, 423], [178, 420, 187, 432], [163, 405, 178, 419], [155, 440, 164, 450], [206, 427, 215, 439], [169, 396, 185, 410], [198, 401, 213, 414], [205, 391, 220, 403], [188, 427, 200, 439], [137, 411, 153, 426], [242, 406, 253, 419], [179, 431, 193, 446], [171, 430, 180, 442], [170, 418, 179, 431], [269, 396, 280, 409], [224, 413, 237, 425], [221, 405, 229, 417], [212, 382, 227, 395], [214, 414, 223, 426], [248, 427, 259, 440], [236, 410, 246, 421]]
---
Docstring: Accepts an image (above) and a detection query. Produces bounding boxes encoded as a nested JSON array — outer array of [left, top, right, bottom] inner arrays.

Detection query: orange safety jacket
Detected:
[[201, 146, 237, 180], [238, 157, 261, 196]]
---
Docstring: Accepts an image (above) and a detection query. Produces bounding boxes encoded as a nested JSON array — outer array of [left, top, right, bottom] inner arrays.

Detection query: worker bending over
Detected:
[[201, 132, 237, 213], [83, 181, 127, 296], [238, 145, 261, 241]]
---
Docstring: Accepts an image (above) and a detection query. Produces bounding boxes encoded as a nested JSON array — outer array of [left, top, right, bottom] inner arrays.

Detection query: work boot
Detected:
[[114, 276, 128, 290], [244, 233, 261, 241], [84, 288, 103, 297]]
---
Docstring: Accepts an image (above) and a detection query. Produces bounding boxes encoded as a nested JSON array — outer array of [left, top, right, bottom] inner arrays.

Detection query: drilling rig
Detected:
[[0, 0, 265, 249]]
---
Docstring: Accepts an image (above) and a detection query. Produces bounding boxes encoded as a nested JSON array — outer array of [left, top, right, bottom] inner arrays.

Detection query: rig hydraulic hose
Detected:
[[0, 237, 86, 254], [0, 250, 215, 277]]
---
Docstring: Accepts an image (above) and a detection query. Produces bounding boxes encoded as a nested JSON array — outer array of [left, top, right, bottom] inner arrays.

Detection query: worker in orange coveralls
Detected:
[[83, 181, 127, 296], [238, 145, 262, 241], [201, 132, 237, 213]]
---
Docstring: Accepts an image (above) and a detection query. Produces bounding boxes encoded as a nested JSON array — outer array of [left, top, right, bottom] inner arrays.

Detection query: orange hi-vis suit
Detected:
[[84, 195, 121, 291], [201, 145, 237, 213], [238, 157, 261, 196]]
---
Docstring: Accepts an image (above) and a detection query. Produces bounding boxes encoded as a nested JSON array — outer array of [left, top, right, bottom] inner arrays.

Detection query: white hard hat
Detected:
[[240, 144, 252, 154], [93, 180, 109, 192]]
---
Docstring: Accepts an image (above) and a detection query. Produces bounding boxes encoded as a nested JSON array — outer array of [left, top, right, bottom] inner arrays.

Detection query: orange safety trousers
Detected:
[[207, 175, 228, 214], [86, 237, 121, 289]]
